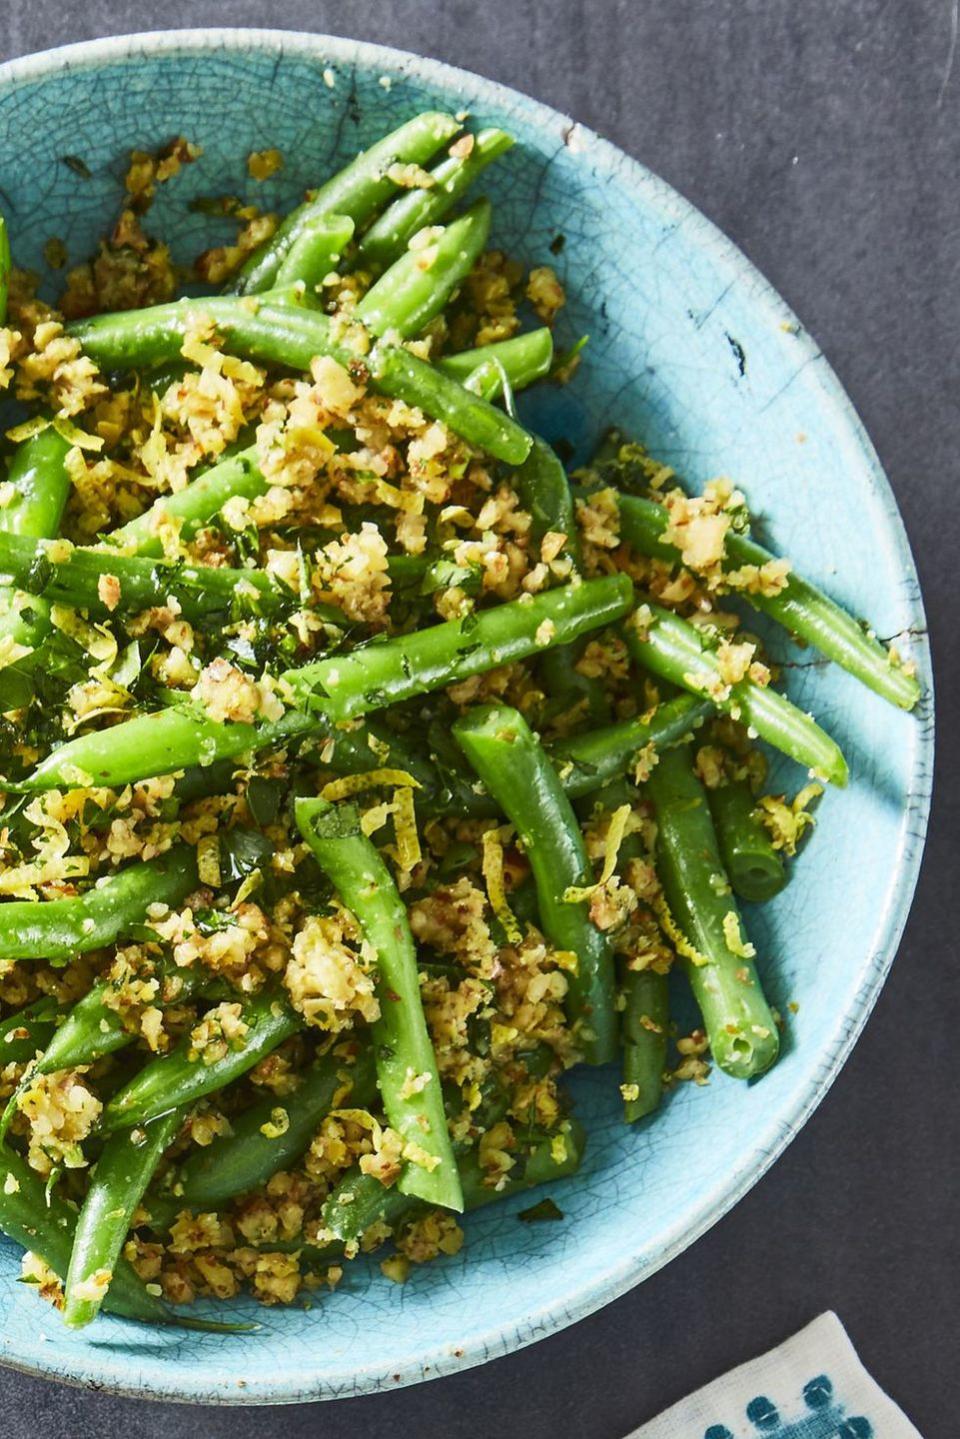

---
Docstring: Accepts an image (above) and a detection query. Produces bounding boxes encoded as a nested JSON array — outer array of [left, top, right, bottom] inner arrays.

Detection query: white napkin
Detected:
[[629, 1312, 922, 1438]]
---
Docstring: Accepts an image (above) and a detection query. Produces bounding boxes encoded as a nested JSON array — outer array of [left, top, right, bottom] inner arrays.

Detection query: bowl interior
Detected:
[[0, 30, 931, 1403]]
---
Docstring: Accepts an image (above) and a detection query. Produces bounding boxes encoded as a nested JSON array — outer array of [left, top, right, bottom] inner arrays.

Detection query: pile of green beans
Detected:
[[0, 105, 924, 1334]]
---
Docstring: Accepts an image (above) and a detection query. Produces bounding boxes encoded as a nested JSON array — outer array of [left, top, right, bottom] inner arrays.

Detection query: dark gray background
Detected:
[[0, 1, 956, 1434]]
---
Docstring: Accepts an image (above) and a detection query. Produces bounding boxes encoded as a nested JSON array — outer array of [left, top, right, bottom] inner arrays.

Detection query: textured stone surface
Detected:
[[0, 2, 956, 1435]]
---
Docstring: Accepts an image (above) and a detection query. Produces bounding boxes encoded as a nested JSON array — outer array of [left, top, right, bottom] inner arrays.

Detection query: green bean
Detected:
[[624, 603, 849, 786], [20, 699, 444, 796], [140, 1045, 373, 1234], [0, 427, 72, 589], [575, 779, 642, 822], [109, 447, 267, 558], [459, 1119, 586, 1206], [288, 573, 634, 722], [0, 1140, 230, 1327], [0, 846, 198, 963], [142, 359, 189, 396], [64, 1107, 184, 1328], [65, 297, 323, 371], [368, 336, 531, 462], [417, 721, 500, 819], [103, 988, 300, 1132], [356, 200, 491, 340], [68, 299, 532, 465], [536, 452, 601, 737], [645, 744, 779, 1079], [0, 592, 44, 656], [21, 707, 315, 793], [620, 966, 668, 1122], [0, 1145, 165, 1323], [0, 532, 319, 625], [437, 329, 554, 397], [317, 1170, 417, 1248], [2, 428, 73, 540], [453, 705, 618, 1065], [19, 577, 633, 795], [0, 628, 43, 710], [44, 642, 684, 812], [231, 112, 460, 294], [708, 777, 786, 903], [322, 1119, 586, 1248], [295, 798, 462, 1212], [35, 965, 210, 1075], [0, 428, 75, 681], [590, 486, 921, 712], [357, 129, 513, 270], [514, 436, 579, 556], [539, 640, 612, 726], [0, 999, 61, 1067], [459, 358, 499, 396], [274, 213, 354, 289], [0, 957, 215, 1149], [550, 694, 713, 796], [164, 1044, 375, 1220]]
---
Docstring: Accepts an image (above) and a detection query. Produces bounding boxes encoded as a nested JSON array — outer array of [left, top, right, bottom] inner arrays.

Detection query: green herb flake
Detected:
[[517, 1197, 564, 1223], [61, 155, 93, 179], [43, 237, 68, 270]]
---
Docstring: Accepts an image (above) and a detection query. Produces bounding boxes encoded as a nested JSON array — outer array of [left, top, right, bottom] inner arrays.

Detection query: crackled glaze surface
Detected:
[[0, 29, 932, 1406]]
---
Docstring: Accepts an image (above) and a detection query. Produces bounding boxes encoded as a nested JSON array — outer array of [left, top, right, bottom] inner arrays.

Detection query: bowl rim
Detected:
[[0, 25, 934, 1406]]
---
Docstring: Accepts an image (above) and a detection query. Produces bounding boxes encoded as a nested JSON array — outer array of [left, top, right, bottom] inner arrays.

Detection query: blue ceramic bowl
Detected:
[[0, 29, 932, 1404]]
